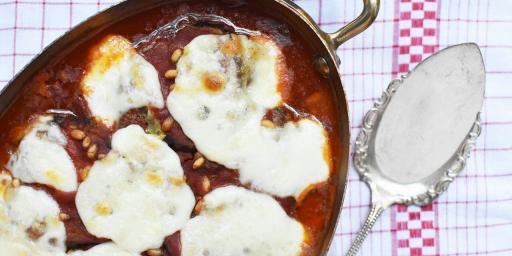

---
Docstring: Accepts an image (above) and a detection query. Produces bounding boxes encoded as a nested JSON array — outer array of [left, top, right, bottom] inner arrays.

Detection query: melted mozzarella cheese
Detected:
[[167, 34, 330, 198], [68, 243, 136, 256], [181, 186, 305, 256], [0, 175, 66, 256], [235, 119, 330, 197], [76, 125, 195, 253], [8, 116, 78, 192], [82, 35, 164, 126]]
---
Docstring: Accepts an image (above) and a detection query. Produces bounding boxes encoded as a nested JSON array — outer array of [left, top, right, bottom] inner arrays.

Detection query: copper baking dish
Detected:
[[0, 0, 379, 254]]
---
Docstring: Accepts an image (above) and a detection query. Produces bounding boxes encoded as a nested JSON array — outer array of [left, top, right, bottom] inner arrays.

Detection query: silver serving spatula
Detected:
[[346, 43, 485, 255]]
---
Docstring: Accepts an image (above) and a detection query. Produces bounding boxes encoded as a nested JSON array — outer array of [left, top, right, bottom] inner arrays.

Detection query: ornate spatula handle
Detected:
[[345, 203, 385, 256]]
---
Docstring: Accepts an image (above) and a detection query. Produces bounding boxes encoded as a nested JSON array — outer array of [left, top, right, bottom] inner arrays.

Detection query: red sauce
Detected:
[[0, 1, 341, 255]]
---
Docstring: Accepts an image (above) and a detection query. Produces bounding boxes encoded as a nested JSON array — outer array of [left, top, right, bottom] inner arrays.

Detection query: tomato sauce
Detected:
[[0, 1, 342, 255]]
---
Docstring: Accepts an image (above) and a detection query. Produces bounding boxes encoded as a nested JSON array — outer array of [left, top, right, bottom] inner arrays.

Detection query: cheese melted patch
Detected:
[[181, 185, 305, 256], [167, 34, 330, 198], [68, 242, 136, 256], [0, 174, 66, 256], [82, 35, 164, 126], [75, 125, 195, 253], [8, 116, 78, 192]]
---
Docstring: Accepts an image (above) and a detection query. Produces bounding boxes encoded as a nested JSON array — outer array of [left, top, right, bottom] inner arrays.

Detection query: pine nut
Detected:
[[147, 249, 163, 256], [87, 144, 98, 159], [192, 157, 205, 169], [59, 213, 70, 221], [161, 117, 174, 132], [82, 136, 92, 148], [261, 120, 275, 129], [171, 49, 183, 63], [70, 130, 86, 140], [164, 69, 178, 79], [201, 176, 211, 193]]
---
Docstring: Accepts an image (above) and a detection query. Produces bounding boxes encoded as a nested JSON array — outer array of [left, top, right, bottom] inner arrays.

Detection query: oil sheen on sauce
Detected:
[[0, 1, 341, 255]]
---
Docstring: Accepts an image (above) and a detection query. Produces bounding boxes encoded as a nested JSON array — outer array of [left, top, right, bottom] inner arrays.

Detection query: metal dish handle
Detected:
[[325, 0, 380, 49]]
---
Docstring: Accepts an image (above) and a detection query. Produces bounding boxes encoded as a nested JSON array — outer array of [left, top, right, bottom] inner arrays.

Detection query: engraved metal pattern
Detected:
[[345, 203, 385, 256]]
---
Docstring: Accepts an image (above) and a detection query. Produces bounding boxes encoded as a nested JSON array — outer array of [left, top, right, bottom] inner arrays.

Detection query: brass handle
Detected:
[[326, 0, 380, 49]]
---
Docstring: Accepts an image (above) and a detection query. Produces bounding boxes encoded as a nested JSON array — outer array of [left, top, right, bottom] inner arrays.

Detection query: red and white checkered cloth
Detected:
[[1, 0, 511, 255]]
